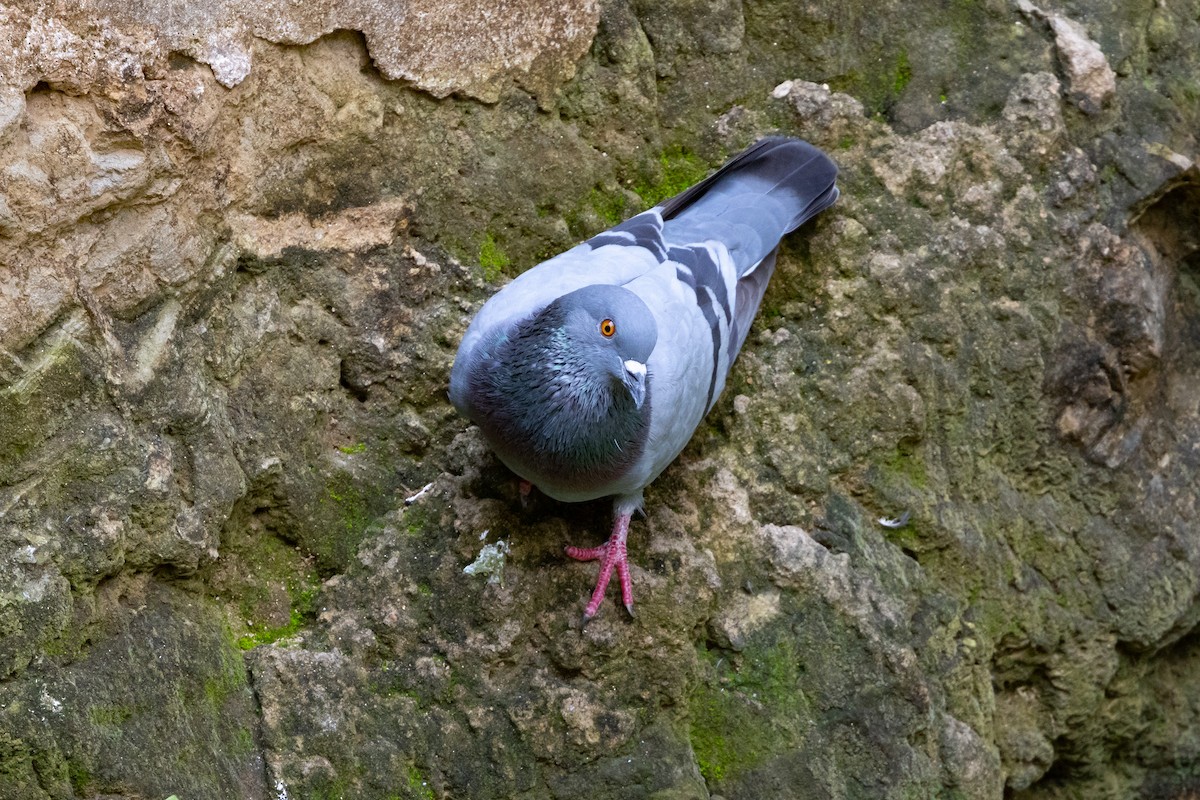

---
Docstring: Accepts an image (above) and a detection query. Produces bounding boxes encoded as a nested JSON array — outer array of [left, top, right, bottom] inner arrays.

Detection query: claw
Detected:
[[565, 512, 633, 621]]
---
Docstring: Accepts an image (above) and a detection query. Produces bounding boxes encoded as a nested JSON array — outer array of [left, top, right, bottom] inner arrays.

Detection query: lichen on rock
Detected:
[[2, 0, 1200, 797]]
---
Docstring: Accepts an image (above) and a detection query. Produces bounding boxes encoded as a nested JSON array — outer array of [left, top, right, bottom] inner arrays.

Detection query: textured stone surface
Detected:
[[2, 0, 1200, 797], [1018, 2, 1117, 114], [0, 0, 599, 101]]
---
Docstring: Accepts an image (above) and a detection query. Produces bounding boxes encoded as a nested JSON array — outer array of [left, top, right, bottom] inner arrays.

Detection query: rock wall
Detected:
[[1, 0, 1199, 798]]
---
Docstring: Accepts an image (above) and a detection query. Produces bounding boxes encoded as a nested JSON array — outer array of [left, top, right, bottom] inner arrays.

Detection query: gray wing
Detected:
[[658, 137, 840, 276], [654, 138, 839, 407]]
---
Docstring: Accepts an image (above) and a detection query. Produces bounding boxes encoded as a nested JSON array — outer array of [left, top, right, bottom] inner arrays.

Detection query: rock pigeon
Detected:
[[449, 136, 839, 620]]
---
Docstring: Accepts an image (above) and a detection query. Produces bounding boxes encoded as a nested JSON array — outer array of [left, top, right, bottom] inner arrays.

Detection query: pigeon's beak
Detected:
[[622, 359, 648, 409]]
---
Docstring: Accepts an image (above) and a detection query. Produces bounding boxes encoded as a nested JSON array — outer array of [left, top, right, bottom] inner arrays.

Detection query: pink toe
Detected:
[[567, 512, 635, 620], [564, 544, 606, 562]]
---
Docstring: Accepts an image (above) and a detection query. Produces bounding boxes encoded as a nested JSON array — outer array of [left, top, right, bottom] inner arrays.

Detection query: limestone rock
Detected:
[[1, 0, 1199, 797], [1018, 2, 1117, 113], [1, 0, 599, 103]]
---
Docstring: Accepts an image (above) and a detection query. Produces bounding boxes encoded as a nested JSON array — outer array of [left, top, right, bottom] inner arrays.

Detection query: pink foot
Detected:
[[565, 513, 634, 621]]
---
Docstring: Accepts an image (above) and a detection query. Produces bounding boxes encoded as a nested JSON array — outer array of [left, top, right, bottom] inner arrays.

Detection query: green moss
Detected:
[[893, 48, 913, 95], [236, 585, 318, 650], [0, 741, 42, 799], [326, 474, 372, 539], [309, 770, 360, 800], [40, 616, 97, 662], [19, 587, 265, 797], [88, 704, 134, 728], [230, 727, 256, 757], [689, 694, 734, 783], [633, 146, 711, 208], [688, 638, 807, 785], [199, 626, 260, 766], [208, 507, 323, 651], [403, 504, 431, 537], [299, 467, 393, 571], [338, 442, 367, 455], [589, 188, 628, 227], [879, 442, 929, 489], [202, 639, 249, 703], [478, 232, 511, 281], [407, 765, 436, 800], [976, 595, 1025, 643], [564, 187, 633, 239], [828, 45, 918, 116], [67, 761, 93, 794]]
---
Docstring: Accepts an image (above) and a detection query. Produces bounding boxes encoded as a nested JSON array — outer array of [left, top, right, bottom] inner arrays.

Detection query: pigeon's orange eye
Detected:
[[600, 319, 616, 338]]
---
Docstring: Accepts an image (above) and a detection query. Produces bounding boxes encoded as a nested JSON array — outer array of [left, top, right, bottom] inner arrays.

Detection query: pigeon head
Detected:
[[468, 283, 658, 490], [549, 284, 657, 409]]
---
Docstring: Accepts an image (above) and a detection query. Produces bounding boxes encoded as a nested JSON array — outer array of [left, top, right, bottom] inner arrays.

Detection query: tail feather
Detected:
[[658, 137, 839, 274]]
